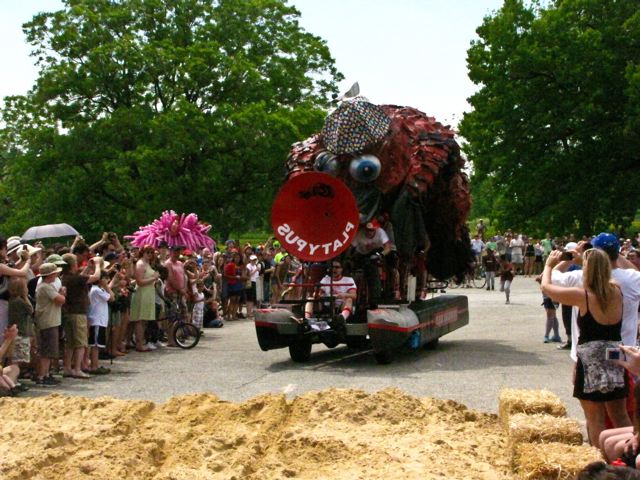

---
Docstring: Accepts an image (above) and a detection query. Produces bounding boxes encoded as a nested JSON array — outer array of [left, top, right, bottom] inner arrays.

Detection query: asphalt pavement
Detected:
[[24, 276, 583, 423]]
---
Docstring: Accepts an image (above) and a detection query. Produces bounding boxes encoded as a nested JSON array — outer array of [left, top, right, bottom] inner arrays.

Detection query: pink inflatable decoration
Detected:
[[125, 211, 215, 250]]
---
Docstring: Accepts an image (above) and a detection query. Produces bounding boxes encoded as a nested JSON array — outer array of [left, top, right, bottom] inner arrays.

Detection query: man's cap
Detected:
[[249, 254, 257, 261], [272, 240, 281, 248], [46, 254, 68, 266], [564, 242, 578, 252], [592, 233, 620, 252], [183, 249, 194, 257], [38, 263, 62, 277], [365, 219, 380, 230]]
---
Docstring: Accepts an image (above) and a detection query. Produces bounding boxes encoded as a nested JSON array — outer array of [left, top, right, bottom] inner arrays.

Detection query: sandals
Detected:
[[136, 347, 152, 353]]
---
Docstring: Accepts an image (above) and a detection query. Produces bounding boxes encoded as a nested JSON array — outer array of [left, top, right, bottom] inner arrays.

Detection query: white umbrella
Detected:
[[21, 223, 79, 241]]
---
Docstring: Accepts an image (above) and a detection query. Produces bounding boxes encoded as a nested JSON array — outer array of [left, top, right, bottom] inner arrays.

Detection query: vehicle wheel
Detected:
[[289, 338, 312, 362], [374, 350, 393, 365], [424, 338, 439, 349], [472, 276, 486, 289], [346, 336, 370, 350], [173, 323, 201, 349]]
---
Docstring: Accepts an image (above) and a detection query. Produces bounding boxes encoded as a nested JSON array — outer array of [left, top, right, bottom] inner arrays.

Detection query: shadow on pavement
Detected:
[[265, 338, 544, 375]]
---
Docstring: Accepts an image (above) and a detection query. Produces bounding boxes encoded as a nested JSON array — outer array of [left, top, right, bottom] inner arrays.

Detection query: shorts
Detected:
[[542, 296, 557, 310], [12, 335, 31, 363], [63, 314, 89, 349], [227, 283, 243, 297], [39, 326, 60, 359], [110, 310, 122, 328], [511, 252, 523, 264], [88, 326, 107, 349], [246, 282, 257, 302]]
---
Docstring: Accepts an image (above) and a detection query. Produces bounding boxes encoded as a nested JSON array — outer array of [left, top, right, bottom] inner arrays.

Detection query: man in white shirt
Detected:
[[470, 234, 485, 263], [552, 233, 640, 363], [303, 260, 357, 331]]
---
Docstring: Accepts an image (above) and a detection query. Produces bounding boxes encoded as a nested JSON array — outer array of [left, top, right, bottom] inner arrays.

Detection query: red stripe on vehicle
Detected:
[[255, 321, 278, 329]]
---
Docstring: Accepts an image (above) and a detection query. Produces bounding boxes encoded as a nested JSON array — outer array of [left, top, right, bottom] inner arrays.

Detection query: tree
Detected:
[[460, 0, 640, 235], [0, 0, 342, 239]]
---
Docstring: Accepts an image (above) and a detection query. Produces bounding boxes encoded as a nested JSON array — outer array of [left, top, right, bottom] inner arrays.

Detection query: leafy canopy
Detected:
[[460, 0, 640, 235], [0, 0, 342, 239]]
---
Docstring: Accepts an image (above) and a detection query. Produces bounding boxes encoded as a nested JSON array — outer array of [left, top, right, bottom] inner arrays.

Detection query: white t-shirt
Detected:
[[510, 238, 524, 256], [247, 263, 260, 282], [88, 285, 111, 327], [470, 239, 485, 255], [552, 267, 640, 361], [351, 228, 390, 255], [320, 275, 356, 308]]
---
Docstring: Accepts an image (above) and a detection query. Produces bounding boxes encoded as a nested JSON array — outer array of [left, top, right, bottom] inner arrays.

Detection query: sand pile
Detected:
[[0, 388, 512, 480]]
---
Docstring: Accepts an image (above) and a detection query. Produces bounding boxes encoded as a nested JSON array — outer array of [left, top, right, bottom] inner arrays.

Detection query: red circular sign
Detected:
[[271, 172, 359, 262]]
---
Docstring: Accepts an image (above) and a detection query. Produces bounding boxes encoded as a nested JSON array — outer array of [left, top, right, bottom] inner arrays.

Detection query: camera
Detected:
[[560, 251, 574, 261], [605, 348, 625, 361]]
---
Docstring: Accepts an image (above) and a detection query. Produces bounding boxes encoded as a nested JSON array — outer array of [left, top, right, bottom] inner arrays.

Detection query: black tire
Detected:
[[374, 350, 393, 365], [173, 323, 201, 349], [424, 338, 439, 349], [346, 336, 370, 350], [289, 338, 312, 362]]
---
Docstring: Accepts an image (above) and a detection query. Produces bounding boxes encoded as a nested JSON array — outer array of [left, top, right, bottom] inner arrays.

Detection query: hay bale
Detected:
[[513, 442, 602, 480], [508, 413, 583, 446], [499, 389, 566, 427]]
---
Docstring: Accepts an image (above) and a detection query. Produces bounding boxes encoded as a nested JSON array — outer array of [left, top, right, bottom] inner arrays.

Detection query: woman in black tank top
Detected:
[[541, 248, 631, 448]]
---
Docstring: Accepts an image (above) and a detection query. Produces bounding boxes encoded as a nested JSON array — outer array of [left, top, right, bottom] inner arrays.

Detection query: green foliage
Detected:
[[460, 0, 640, 236], [0, 0, 342, 239]]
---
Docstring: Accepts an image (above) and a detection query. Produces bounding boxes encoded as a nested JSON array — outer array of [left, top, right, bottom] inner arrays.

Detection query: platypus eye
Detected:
[[349, 155, 381, 182], [314, 151, 339, 176]]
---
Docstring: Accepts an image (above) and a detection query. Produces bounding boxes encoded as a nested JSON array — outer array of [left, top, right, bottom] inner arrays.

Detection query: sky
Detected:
[[0, 0, 505, 126]]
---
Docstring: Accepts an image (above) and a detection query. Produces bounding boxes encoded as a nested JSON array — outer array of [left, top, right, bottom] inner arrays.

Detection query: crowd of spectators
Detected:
[[0, 231, 301, 395]]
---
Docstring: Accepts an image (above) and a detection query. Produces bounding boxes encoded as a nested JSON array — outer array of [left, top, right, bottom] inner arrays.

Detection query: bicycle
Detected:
[[161, 298, 201, 349]]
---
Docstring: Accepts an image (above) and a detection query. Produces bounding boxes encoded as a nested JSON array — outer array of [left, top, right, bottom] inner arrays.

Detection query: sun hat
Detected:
[[38, 262, 62, 277], [45, 254, 68, 266], [6, 237, 22, 255], [564, 242, 578, 252], [592, 233, 620, 252]]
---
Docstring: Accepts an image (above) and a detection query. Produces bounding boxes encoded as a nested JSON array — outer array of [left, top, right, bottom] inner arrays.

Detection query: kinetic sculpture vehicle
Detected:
[[255, 89, 472, 363]]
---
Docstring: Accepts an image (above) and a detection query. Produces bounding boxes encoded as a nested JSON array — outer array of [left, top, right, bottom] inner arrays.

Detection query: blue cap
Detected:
[[592, 233, 619, 251]]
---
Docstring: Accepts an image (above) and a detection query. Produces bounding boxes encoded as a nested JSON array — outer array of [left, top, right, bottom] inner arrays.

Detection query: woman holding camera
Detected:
[[541, 249, 631, 447]]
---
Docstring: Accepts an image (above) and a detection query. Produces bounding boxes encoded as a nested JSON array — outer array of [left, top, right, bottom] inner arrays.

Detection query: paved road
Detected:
[[26, 277, 582, 423]]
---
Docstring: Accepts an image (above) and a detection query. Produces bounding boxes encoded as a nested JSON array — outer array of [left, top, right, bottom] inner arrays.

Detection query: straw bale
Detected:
[[499, 389, 566, 427], [513, 442, 602, 480], [508, 413, 583, 446]]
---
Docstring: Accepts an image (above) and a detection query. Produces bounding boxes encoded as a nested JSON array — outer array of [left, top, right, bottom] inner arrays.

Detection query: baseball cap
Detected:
[[592, 233, 620, 251], [564, 242, 578, 252], [250, 254, 257, 261]]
